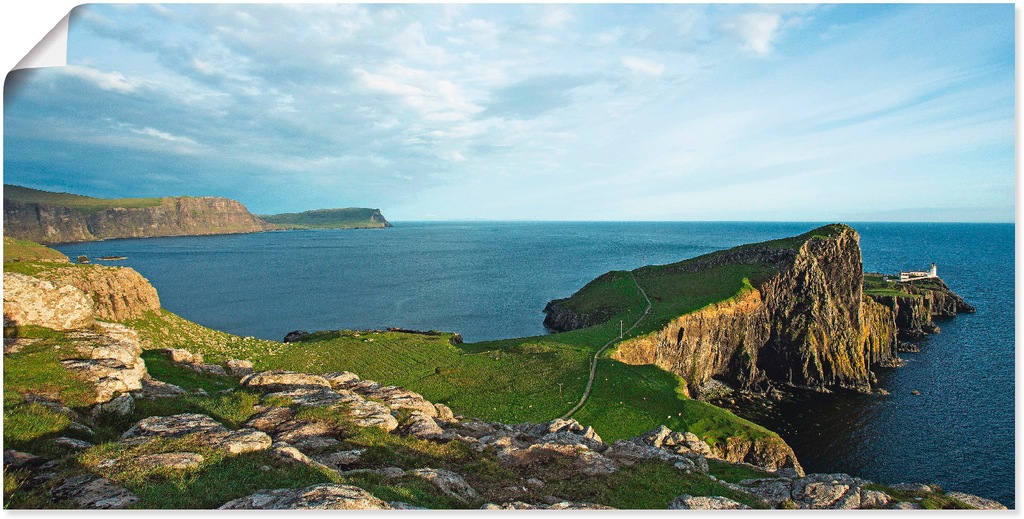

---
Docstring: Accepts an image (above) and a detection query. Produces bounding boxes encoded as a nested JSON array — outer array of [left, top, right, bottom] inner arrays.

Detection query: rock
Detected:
[[121, 413, 272, 454], [739, 478, 793, 506], [273, 421, 339, 450], [50, 474, 139, 509], [59, 325, 148, 405], [62, 358, 147, 405], [270, 442, 331, 470], [195, 363, 227, 376], [673, 459, 697, 473], [604, 439, 686, 465], [410, 468, 479, 502], [482, 501, 615, 510], [434, 403, 456, 422], [243, 406, 295, 433], [220, 428, 274, 454], [3, 272, 94, 330], [500, 442, 617, 477], [4, 449, 48, 471], [155, 348, 203, 365], [322, 371, 360, 388], [283, 330, 311, 343], [389, 501, 429, 510], [890, 502, 923, 510], [3, 337, 39, 355], [534, 418, 584, 436], [263, 387, 345, 407], [241, 371, 331, 392], [859, 489, 891, 509], [792, 473, 865, 509], [360, 385, 437, 416], [314, 449, 365, 470], [668, 494, 751, 510], [219, 484, 393, 510], [224, 359, 254, 377], [54, 437, 93, 450], [347, 399, 399, 432], [27, 397, 80, 420], [526, 478, 545, 488], [68, 422, 95, 437], [537, 430, 606, 452], [403, 411, 446, 440], [638, 425, 672, 447], [90, 393, 134, 418], [35, 265, 161, 321], [132, 377, 187, 400], [135, 452, 204, 471], [944, 492, 1008, 510]]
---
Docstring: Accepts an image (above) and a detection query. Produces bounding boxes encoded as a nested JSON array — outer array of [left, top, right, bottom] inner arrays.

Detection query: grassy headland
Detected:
[[3, 184, 163, 213], [259, 208, 391, 229]]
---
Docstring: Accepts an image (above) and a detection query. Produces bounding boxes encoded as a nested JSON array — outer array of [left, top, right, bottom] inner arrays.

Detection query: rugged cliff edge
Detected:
[[259, 208, 392, 229], [546, 224, 971, 396], [4, 185, 270, 244]]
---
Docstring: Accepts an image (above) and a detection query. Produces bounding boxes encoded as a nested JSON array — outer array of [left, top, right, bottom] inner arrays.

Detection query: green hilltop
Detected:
[[3, 184, 164, 213], [259, 208, 392, 230]]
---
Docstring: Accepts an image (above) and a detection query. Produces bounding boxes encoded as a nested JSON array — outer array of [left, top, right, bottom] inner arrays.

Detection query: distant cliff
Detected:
[[259, 207, 392, 229], [547, 225, 970, 396], [4, 185, 270, 244]]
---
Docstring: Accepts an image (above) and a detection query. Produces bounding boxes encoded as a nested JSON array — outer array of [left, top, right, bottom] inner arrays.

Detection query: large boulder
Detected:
[[218, 484, 392, 510], [50, 475, 138, 509], [668, 494, 751, 510], [409, 468, 479, 502], [121, 413, 271, 454], [241, 371, 331, 392], [3, 272, 94, 330], [791, 473, 867, 510], [36, 265, 160, 321], [944, 492, 1008, 510]]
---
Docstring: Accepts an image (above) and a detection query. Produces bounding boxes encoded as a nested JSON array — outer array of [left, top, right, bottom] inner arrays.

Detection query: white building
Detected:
[[899, 263, 937, 282]]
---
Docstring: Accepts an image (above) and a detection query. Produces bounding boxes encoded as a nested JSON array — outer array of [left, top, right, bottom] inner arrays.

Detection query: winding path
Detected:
[[560, 271, 652, 420]]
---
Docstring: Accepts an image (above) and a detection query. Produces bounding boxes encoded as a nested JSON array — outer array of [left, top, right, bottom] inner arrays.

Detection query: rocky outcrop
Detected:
[[60, 322, 148, 405], [218, 484, 393, 510], [4, 192, 268, 244], [3, 272, 94, 330], [34, 266, 160, 322], [868, 278, 975, 341], [607, 225, 914, 394], [668, 494, 751, 510]]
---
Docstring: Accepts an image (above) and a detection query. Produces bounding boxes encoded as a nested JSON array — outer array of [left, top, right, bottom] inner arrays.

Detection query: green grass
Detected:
[[139, 351, 240, 393], [706, 459, 770, 483], [860, 483, 974, 510], [4, 184, 164, 213], [3, 237, 69, 263], [259, 208, 390, 229], [544, 462, 768, 509]]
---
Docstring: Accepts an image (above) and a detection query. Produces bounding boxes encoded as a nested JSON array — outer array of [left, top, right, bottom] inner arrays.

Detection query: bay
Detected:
[[54, 221, 1014, 506]]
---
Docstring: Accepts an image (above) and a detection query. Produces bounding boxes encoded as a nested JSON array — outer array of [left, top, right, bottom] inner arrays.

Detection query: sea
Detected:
[[54, 221, 1015, 507]]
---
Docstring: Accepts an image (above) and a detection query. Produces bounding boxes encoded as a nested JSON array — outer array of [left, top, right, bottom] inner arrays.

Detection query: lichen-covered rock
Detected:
[[403, 411, 446, 440], [243, 406, 295, 433], [434, 403, 456, 422], [410, 468, 479, 502], [36, 265, 160, 321], [791, 473, 866, 509], [668, 494, 751, 510], [945, 492, 1008, 510], [224, 359, 254, 377], [483, 501, 616, 510], [90, 393, 134, 417], [132, 378, 187, 400], [3, 272, 94, 330], [54, 437, 93, 450], [50, 475, 139, 509], [262, 387, 344, 407], [120, 413, 272, 454], [314, 449, 365, 470], [156, 348, 203, 365], [739, 478, 793, 506], [241, 371, 331, 391], [218, 484, 392, 510], [135, 452, 204, 471], [322, 371, 360, 388]]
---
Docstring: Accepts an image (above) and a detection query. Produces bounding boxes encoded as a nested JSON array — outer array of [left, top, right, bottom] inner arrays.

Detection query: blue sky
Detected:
[[2, 3, 1014, 221]]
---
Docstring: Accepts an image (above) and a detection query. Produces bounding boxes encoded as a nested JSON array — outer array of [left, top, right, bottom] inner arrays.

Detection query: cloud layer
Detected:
[[3, 4, 1014, 221]]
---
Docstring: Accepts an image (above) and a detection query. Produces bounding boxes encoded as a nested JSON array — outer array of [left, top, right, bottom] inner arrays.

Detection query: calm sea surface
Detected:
[[55, 222, 1014, 506]]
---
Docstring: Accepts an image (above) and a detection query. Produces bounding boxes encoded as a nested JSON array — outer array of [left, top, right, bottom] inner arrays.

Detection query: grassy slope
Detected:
[[259, 208, 388, 229], [4, 237, 70, 263], [4, 184, 164, 213]]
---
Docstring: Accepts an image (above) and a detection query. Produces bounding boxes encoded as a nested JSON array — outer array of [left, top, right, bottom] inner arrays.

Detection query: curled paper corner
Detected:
[[13, 12, 69, 71]]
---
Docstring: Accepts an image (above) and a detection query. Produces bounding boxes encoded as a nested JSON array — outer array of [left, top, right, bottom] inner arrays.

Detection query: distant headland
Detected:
[[2, 184, 391, 244]]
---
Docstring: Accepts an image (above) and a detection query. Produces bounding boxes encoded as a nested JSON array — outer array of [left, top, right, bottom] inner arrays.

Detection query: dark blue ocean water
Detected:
[[54, 222, 1014, 506]]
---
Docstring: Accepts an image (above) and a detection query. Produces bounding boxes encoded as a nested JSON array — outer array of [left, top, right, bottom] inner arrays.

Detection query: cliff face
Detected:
[[35, 265, 161, 322], [4, 197, 268, 244], [610, 225, 904, 395], [868, 279, 975, 341]]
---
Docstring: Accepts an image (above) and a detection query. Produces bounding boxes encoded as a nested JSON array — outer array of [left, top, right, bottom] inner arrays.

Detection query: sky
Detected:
[[2, 3, 1015, 222]]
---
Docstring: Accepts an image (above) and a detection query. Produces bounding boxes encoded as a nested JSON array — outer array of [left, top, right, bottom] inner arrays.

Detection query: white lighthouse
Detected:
[[930, 263, 937, 277]]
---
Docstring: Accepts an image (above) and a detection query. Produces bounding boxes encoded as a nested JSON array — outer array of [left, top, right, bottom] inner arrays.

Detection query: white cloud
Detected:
[[60, 65, 140, 93], [622, 56, 665, 77], [725, 12, 782, 55], [537, 6, 572, 30]]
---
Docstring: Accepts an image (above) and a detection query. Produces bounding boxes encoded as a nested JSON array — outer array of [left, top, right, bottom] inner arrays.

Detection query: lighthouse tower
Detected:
[[930, 263, 937, 277]]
